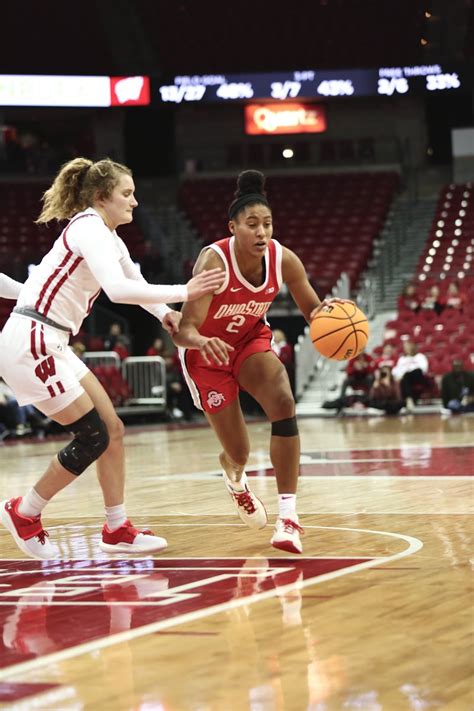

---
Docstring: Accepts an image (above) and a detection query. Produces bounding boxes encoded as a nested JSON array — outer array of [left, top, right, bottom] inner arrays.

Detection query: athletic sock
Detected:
[[278, 494, 297, 519], [224, 470, 248, 492], [18, 488, 48, 518], [105, 504, 127, 530]]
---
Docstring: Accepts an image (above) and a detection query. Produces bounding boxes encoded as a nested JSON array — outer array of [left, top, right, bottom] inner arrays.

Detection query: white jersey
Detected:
[[16, 208, 187, 335]]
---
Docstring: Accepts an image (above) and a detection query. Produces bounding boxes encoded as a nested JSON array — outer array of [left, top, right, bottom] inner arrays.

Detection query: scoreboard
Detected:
[[155, 63, 472, 104]]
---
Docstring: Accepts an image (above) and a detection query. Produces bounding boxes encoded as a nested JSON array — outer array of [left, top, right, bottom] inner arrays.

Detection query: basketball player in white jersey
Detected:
[[0, 157, 224, 560]]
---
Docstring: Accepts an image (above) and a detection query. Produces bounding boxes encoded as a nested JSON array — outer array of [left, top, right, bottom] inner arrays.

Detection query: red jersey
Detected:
[[198, 236, 283, 346], [179, 236, 284, 413]]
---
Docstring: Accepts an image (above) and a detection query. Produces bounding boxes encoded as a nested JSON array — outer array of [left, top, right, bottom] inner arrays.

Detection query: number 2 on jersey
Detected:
[[226, 315, 246, 333]]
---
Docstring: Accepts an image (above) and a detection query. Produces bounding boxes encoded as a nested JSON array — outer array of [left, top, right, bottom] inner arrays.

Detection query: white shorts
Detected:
[[0, 314, 89, 416]]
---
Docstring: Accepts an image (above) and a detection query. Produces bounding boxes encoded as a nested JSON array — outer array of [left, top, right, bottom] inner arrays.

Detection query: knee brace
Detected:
[[271, 416, 299, 437], [58, 408, 109, 476]]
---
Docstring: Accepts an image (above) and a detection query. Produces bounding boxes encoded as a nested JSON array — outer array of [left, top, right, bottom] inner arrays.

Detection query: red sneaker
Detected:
[[0, 497, 57, 560], [99, 519, 167, 554]]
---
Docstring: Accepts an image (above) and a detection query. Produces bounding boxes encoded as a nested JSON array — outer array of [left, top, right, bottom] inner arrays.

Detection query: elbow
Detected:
[[103, 286, 122, 303]]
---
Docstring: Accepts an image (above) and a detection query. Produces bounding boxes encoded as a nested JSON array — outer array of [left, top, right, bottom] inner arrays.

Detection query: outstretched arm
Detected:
[[74, 217, 224, 306]]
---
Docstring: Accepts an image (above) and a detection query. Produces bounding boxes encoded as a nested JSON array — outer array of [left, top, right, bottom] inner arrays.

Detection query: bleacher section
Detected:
[[377, 182, 474, 378], [179, 172, 399, 295]]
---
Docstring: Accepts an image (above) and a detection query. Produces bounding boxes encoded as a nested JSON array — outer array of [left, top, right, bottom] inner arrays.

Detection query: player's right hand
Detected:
[[186, 269, 225, 301], [199, 337, 234, 366]]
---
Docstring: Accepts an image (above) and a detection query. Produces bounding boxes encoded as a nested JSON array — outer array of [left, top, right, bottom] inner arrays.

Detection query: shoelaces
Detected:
[[234, 490, 257, 514]]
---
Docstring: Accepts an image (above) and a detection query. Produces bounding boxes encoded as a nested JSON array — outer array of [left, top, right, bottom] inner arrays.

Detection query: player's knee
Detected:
[[271, 415, 299, 437], [271, 390, 295, 421], [105, 414, 125, 444], [58, 408, 110, 476]]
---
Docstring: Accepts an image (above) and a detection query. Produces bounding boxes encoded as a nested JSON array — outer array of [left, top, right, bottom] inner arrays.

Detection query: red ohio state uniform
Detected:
[[179, 235, 283, 413]]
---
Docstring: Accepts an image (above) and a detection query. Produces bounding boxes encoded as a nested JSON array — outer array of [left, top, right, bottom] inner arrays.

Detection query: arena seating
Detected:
[[179, 171, 399, 294], [377, 182, 474, 381], [135, 0, 423, 74], [1, 3, 114, 74]]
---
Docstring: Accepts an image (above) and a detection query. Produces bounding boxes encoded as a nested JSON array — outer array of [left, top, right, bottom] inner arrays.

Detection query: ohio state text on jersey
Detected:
[[198, 236, 283, 345]]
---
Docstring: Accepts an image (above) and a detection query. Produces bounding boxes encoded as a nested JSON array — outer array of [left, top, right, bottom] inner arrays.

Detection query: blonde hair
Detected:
[[36, 157, 132, 223]]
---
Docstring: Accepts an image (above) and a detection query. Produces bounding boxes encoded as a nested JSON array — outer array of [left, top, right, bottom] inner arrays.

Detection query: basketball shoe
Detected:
[[222, 473, 267, 530], [220, 452, 267, 529], [270, 516, 304, 554], [99, 520, 168, 554], [0, 497, 58, 560]]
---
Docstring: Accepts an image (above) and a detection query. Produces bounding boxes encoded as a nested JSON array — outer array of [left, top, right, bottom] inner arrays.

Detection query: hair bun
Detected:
[[235, 170, 266, 198]]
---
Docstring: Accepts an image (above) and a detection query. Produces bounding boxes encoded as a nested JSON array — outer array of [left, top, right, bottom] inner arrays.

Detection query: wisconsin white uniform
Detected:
[[0, 208, 188, 415]]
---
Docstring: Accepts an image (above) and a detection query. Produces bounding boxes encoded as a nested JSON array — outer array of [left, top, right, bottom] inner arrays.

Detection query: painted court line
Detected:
[[0, 525, 423, 681]]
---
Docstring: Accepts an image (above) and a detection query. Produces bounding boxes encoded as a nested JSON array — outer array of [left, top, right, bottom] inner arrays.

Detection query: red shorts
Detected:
[[179, 324, 272, 413]]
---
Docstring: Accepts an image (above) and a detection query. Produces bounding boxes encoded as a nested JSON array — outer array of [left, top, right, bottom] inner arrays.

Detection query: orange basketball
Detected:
[[310, 302, 369, 360]]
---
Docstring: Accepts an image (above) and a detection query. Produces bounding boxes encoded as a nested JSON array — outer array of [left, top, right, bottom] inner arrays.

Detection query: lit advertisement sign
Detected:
[[0, 75, 150, 107], [155, 63, 472, 104], [245, 103, 326, 135]]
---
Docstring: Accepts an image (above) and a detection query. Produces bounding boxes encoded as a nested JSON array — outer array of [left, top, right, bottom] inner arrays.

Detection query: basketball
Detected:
[[310, 302, 369, 360]]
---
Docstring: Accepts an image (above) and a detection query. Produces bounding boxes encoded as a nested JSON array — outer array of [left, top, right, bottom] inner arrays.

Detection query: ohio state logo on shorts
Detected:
[[207, 390, 225, 408]]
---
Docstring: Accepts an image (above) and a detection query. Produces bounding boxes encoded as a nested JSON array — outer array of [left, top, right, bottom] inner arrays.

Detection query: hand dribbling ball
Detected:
[[310, 302, 369, 360]]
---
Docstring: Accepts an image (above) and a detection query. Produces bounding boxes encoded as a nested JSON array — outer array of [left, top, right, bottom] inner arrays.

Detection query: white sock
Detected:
[[278, 494, 297, 519], [18, 488, 48, 518], [105, 504, 127, 530], [224, 470, 247, 492]]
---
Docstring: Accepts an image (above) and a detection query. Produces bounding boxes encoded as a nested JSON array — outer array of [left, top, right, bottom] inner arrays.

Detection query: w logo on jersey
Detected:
[[34, 356, 56, 383]]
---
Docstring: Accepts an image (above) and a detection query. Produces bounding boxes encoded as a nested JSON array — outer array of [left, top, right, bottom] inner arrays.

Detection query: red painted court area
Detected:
[[0, 557, 366, 673], [247, 446, 474, 477]]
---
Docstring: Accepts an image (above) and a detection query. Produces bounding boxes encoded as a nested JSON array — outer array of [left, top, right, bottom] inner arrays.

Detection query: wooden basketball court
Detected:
[[0, 413, 472, 709]]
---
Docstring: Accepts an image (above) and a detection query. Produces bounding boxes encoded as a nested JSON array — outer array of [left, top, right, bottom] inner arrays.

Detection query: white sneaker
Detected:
[[0, 497, 58, 560], [99, 519, 168, 554], [271, 517, 304, 554], [223, 474, 268, 529]]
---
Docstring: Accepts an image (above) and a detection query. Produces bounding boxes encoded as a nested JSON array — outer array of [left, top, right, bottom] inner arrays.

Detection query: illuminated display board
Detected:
[[155, 64, 471, 104], [0, 75, 150, 107], [245, 103, 326, 134]]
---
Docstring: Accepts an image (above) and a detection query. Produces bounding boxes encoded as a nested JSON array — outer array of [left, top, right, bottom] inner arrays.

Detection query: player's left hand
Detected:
[[310, 297, 355, 321], [162, 310, 182, 335]]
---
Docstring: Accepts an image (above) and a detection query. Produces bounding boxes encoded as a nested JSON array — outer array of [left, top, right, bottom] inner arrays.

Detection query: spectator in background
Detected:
[[0, 378, 51, 437], [392, 340, 429, 411], [146, 336, 169, 361], [104, 322, 131, 360], [420, 285, 443, 316], [339, 350, 375, 400], [398, 283, 420, 313], [444, 281, 465, 312], [145, 337, 193, 420], [441, 359, 474, 414], [322, 350, 375, 414], [373, 343, 397, 371], [70, 341, 86, 360], [272, 329, 295, 393], [368, 366, 404, 415]]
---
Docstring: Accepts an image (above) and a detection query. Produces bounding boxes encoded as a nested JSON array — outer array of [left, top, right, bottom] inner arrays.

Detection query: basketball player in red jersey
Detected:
[[174, 170, 353, 553]]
